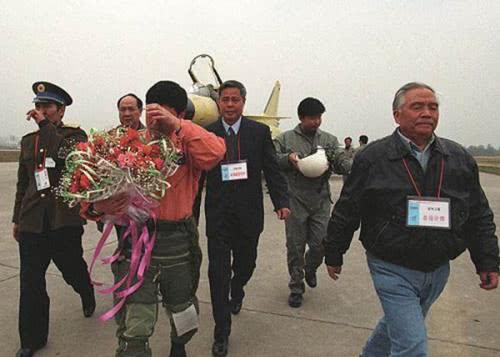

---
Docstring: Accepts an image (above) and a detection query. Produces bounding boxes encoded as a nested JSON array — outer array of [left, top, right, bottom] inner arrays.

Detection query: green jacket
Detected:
[[274, 125, 350, 200], [13, 120, 86, 233]]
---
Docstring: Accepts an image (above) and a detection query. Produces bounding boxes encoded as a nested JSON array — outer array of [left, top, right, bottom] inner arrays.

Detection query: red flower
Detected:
[[150, 145, 161, 157], [76, 142, 89, 151], [93, 136, 105, 147], [118, 152, 137, 168], [142, 145, 153, 156], [154, 158, 164, 170], [79, 175, 91, 190], [120, 136, 129, 147], [130, 139, 144, 152], [70, 182, 80, 193], [126, 128, 139, 141]]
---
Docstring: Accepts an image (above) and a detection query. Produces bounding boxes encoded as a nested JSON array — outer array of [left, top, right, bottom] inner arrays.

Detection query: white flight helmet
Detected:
[[297, 147, 329, 178]]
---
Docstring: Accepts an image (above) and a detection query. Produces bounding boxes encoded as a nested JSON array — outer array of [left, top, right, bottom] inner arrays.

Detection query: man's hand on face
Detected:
[[26, 109, 46, 124], [146, 104, 180, 136]]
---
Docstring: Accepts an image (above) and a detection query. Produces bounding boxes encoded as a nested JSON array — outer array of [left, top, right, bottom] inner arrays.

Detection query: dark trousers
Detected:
[[207, 232, 259, 339], [18, 226, 93, 348]]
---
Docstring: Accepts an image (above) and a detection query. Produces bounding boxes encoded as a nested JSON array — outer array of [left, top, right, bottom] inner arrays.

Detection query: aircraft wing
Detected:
[[245, 115, 289, 139]]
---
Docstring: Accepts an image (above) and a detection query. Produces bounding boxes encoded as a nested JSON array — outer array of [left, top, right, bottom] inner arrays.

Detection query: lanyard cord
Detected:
[[34, 134, 47, 170], [402, 157, 445, 198]]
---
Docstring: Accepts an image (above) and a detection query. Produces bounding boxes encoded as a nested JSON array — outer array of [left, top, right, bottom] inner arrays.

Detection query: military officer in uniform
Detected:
[[12, 81, 96, 357]]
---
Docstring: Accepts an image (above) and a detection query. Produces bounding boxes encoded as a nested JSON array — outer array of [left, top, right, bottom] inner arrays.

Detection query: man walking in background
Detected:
[[274, 97, 350, 308]]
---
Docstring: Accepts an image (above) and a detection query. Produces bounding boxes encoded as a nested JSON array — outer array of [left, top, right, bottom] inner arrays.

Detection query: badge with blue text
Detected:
[[407, 196, 450, 229], [221, 160, 248, 181], [35, 169, 50, 191]]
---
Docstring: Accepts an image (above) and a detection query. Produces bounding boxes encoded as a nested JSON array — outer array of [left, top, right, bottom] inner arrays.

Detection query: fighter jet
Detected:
[[243, 80, 289, 138], [185, 54, 289, 138]]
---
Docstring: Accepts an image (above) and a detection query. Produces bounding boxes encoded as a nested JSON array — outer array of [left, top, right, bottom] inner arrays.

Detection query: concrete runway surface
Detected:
[[0, 162, 499, 356]]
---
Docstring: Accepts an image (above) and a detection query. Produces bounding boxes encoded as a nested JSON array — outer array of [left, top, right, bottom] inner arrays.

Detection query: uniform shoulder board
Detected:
[[22, 130, 39, 138], [62, 123, 81, 129]]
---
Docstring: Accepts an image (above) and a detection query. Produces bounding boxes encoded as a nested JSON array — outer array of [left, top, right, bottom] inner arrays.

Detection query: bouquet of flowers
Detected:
[[57, 127, 179, 320], [57, 127, 178, 211]]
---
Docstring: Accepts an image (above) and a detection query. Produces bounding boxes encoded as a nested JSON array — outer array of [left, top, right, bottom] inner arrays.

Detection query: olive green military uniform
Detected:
[[111, 218, 201, 357], [13, 119, 94, 350], [274, 125, 350, 294]]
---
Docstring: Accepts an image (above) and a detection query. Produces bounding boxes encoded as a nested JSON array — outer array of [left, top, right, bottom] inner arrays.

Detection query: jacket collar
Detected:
[[387, 129, 449, 161], [293, 124, 323, 138], [217, 116, 248, 135]]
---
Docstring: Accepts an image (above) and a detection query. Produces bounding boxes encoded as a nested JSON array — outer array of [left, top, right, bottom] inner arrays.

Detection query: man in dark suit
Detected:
[[203, 80, 290, 357]]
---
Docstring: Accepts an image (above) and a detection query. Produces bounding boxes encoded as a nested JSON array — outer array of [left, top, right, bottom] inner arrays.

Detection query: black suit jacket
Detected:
[[204, 117, 289, 237]]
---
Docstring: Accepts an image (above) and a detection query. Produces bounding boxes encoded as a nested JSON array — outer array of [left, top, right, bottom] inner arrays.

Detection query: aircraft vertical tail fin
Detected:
[[263, 81, 281, 116]]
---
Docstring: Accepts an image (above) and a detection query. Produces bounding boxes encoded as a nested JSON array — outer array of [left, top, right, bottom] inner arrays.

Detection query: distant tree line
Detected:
[[467, 144, 500, 156], [0, 135, 20, 149]]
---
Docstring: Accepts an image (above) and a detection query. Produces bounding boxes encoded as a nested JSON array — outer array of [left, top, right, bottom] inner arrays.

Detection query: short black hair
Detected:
[[297, 97, 325, 117], [145, 81, 187, 114], [117, 93, 143, 110], [344, 137, 352, 141], [359, 135, 368, 144], [219, 80, 246, 99]]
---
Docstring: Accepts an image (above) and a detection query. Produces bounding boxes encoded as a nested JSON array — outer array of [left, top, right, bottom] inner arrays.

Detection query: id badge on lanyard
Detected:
[[221, 160, 248, 181], [403, 157, 450, 230], [407, 196, 450, 229], [35, 168, 50, 190]]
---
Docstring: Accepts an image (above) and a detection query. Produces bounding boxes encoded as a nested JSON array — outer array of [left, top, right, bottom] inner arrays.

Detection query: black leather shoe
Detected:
[[288, 293, 303, 308], [169, 341, 187, 357], [305, 270, 317, 288], [15, 341, 46, 357], [15, 348, 34, 357], [212, 337, 228, 357], [230, 300, 242, 315], [81, 288, 96, 318]]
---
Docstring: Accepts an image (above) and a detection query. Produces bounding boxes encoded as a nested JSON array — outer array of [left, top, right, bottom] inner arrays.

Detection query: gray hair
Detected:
[[219, 80, 247, 99], [392, 82, 436, 111]]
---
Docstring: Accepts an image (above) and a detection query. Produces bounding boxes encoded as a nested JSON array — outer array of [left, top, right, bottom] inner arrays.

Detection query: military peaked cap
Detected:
[[32, 81, 73, 106]]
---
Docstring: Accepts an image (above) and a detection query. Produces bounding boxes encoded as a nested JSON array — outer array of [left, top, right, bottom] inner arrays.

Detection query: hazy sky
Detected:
[[1, 0, 499, 146]]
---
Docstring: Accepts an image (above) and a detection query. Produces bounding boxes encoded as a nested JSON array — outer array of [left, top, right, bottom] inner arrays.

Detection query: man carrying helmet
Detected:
[[274, 97, 350, 308]]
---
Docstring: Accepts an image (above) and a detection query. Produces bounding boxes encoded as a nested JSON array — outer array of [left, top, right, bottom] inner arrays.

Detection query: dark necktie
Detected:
[[225, 127, 237, 162]]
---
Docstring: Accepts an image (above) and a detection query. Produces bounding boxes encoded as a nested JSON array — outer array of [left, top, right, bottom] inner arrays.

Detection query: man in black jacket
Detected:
[[324, 82, 499, 357], [204, 80, 290, 357]]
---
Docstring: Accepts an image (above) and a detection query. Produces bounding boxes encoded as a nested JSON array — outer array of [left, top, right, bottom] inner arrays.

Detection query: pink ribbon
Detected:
[[88, 204, 160, 322]]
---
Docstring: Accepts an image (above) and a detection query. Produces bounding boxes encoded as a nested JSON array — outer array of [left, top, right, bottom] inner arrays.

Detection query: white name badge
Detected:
[[172, 304, 199, 336], [35, 169, 51, 191], [221, 160, 248, 181], [407, 196, 450, 229], [45, 157, 56, 168]]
